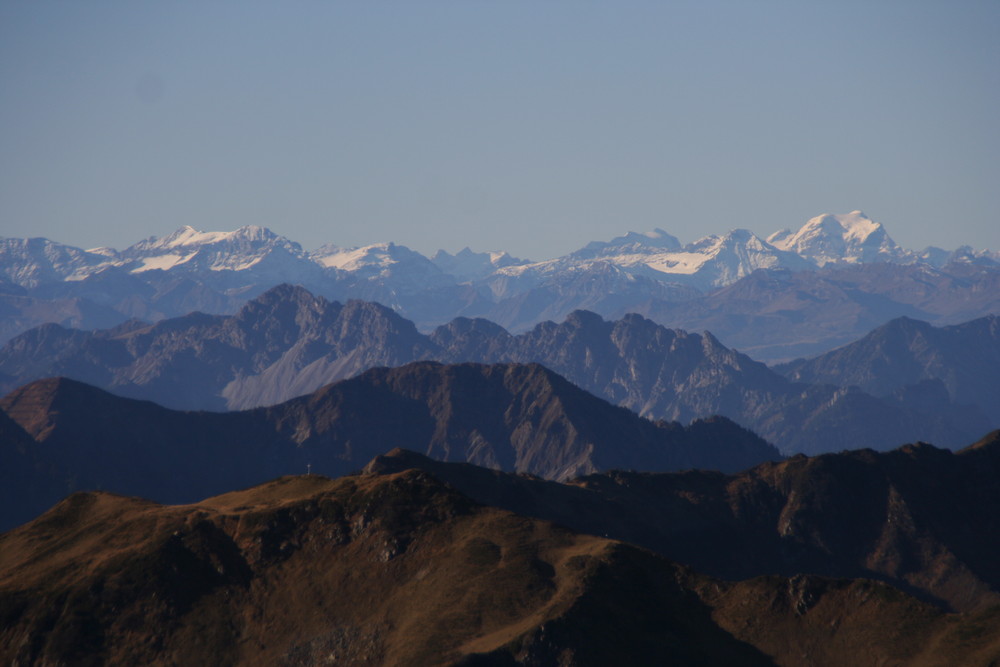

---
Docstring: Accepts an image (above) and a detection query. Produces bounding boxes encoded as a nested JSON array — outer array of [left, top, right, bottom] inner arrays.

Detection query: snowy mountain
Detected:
[[119, 224, 306, 273], [494, 227, 811, 292], [430, 247, 527, 282], [4, 211, 982, 296], [2, 225, 322, 287], [767, 210, 909, 266], [0, 237, 111, 286], [647, 228, 813, 287], [310, 241, 455, 288], [569, 227, 682, 259], [917, 245, 1000, 268], [2, 212, 997, 348]]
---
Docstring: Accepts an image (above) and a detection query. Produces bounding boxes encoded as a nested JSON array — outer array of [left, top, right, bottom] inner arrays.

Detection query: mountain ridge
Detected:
[[2, 284, 991, 454], [5, 446, 1000, 664], [4, 211, 998, 356], [365, 432, 1000, 613], [777, 314, 1000, 424], [0, 362, 781, 531]]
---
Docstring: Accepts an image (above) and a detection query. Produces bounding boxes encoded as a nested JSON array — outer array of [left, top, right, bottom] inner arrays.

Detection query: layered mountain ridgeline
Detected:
[[777, 314, 1000, 424], [368, 431, 1000, 614], [0, 363, 779, 531], [5, 462, 1000, 665], [3, 213, 999, 362], [0, 285, 437, 411], [629, 261, 1000, 362], [2, 284, 993, 454], [0, 265, 264, 344]]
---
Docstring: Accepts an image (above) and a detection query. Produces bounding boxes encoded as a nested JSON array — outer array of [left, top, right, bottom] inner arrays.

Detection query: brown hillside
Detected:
[[4, 468, 1000, 665], [366, 435, 1000, 613]]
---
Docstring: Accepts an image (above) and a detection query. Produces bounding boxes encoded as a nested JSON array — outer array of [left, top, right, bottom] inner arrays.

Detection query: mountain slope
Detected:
[[0, 364, 780, 530], [0, 471, 772, 666], [366, 431, 1000, 613], [0, 284, 436, 411], [777, 315, 1000, 423], [768, 210, 908, 265], [3, 214, 999, 357], [437, 310, 992, 455], [489, 227, 812, 294], [4, 457, 1000, 665], [632, 262, 1000, 362], [2, 285, 991, 454]]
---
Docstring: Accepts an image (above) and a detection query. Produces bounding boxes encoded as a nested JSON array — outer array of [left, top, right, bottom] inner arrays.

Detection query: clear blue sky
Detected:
[[1, 1, 998, 260]]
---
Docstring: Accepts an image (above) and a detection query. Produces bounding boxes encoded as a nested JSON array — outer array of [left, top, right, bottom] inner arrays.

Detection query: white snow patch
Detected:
[[210, 256, 263, 271], [642, 252, 709, 275], [131, 253, 196, 272], [85, 246, 119, 258], [313, 244, 396, 270]]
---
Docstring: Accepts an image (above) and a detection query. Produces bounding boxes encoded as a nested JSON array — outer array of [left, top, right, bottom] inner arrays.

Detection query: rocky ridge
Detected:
[[0, 363, 781, 531], [4, 449, 1000, 665], [3, 211, 998, 359], [1, 285, 991, 454]]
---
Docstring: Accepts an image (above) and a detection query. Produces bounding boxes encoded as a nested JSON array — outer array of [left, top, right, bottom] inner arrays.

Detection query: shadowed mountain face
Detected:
[[366, 432, 1000, 614], [4, 464, 1000, 666], [0, 363, 780, 531], [777, 315, 1000, 424], [1, 285, 992, 455]]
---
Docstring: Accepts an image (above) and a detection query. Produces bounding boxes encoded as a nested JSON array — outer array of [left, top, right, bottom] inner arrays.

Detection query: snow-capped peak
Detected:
[[146, 225, 277, 250], [571, 227, 682, 260], [310, 242, 401, 271], [769, 211, 906, 266], [838, 210, 880, 242], [430, 247, 528, 281], [119, 225, 304, 274], [309, 241, 455, 289]]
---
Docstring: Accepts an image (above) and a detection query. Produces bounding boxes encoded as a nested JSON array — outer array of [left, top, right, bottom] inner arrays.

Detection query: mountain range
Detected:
[[367, 432, 1000, 614], [3, 211, 998, 361], [4, 209, 1000, 663], [777, 314, 1000, 425], [0, 362, 780, 531], [2, 284, 993, 455], [4, 436, 1000, 665]]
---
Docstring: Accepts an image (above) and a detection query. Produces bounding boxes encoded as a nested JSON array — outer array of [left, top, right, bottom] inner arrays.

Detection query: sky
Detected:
[[1, 1, 998, 261]]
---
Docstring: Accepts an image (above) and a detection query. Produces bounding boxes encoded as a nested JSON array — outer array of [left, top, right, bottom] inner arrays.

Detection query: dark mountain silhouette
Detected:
[[366, 432, 1000, 614], [4, 460, 1000, 665], [1, 285, 992, 454], [0, 363, 780, 531], [433, 309, 994, 454], [778, 315, 1000, 424]]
